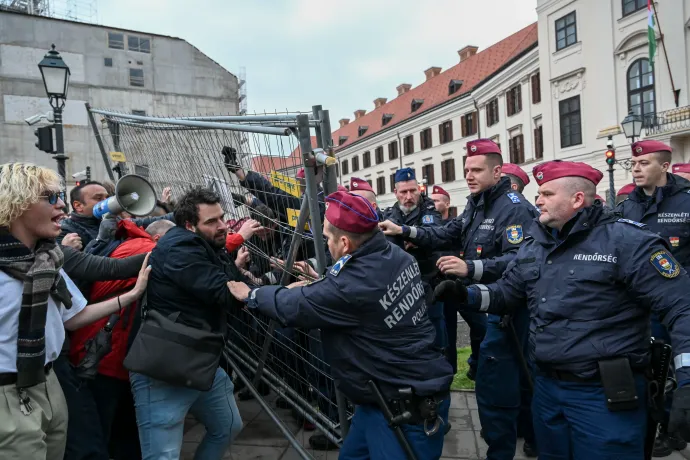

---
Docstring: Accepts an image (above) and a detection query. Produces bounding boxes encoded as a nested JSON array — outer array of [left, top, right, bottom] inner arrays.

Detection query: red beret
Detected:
[[325, 191, 379, 234], [595, 194, 606, 203], [431, 185, 450, 198], [631, 140, 672, 157], [532, 161, 603, 186], [337, 184, 348, 192], [467, 138, 501, 157], [350, 177, 375, 193], [296, 168, 305, 179], [673, 163, 690, 174], [617, 183, 636, 196], [501, 163, 530, 186]]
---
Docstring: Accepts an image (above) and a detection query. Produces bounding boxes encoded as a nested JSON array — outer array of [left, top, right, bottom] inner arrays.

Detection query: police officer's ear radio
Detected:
[[92, 174, 157, 219]]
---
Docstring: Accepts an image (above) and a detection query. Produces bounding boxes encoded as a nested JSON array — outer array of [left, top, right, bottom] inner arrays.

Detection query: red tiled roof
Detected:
[[332, 23, 538, 151], [252, 137, 318, 174]]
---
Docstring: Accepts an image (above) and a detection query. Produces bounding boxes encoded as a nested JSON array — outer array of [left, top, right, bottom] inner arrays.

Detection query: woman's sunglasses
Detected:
[[42, 191, 66, 205]]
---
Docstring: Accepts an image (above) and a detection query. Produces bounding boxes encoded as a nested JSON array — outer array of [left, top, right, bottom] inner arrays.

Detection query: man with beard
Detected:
[[129, 187, 245, 460]]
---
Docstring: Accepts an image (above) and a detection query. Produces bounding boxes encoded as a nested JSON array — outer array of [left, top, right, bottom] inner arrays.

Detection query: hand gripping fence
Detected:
[[86, 103, 350, 459]]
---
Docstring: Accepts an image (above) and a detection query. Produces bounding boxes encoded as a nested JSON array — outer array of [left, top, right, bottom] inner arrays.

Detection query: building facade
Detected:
[[0, 9, 239, 184]]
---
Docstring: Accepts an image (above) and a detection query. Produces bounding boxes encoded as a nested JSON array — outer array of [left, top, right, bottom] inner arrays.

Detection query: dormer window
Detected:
[[338, 136, 348, 146], [358, 126, 369, 137], [382, 114, 393, 126], [411, 99, 424, 112], [449, 79, 464, 95]]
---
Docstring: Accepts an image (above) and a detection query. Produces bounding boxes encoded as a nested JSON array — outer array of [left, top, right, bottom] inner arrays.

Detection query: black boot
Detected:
[[653, 430, 688, 457], [466, 367, 476, 381], [444, 422, 452, 435], [308, 433, 339, 451], [523, 441, 538, 458], [221, 146, 240, 173]]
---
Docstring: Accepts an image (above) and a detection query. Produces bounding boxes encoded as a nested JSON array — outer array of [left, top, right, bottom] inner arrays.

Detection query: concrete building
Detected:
[[0, 9, 239, 184]]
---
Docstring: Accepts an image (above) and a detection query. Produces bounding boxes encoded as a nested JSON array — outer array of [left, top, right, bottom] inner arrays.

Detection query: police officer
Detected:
[[349, 177, 383, 219], [616, 140, 690, 456], [428, 185, 452, 351], [380, 139, 538, 459], [437, 160, 690, 459], [228, 191, 454, 460], [673, 163, 690, 182], [617, 183, 636, 205]]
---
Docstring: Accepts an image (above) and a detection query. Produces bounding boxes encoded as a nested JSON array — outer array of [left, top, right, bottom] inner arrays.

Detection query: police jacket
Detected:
[[403, 177, 538, 284], [147, 226, 246, 331], [616, 173, 690, 266], [383, 195, 443, 293], [247, 231, 454, 404], [467, 204, 690, 380]]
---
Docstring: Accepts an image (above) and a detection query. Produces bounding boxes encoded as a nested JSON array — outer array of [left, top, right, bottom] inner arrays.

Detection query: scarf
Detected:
[[0, 228, 72, 389]]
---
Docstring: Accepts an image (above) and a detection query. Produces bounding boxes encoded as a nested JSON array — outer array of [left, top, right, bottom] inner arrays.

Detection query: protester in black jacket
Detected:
[[58, 182, 109, 247]]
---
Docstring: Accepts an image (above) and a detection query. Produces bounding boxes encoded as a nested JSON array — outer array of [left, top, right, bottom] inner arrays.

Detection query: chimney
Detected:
[[354, 109, 366, 120], [339, 118, 350, 128], [424, 66, 442, 81], [396, 83, 412, 96], [374, 97, 388, 109], [458, 45, 479, 62]]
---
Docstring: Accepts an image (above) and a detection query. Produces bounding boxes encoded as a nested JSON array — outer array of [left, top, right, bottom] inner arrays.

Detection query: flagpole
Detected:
[[652, 1, 679, 107]]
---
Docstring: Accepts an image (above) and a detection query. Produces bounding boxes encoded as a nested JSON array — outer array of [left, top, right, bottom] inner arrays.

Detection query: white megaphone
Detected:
[[92, 174, 157, 219]]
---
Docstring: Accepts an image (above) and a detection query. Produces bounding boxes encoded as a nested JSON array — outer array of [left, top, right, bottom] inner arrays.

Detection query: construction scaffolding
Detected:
[[0, 0, 97, 23], [85, 104, 347, 460]]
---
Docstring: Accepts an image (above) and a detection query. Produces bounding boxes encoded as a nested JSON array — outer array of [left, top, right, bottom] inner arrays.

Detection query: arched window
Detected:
[[627, 58, 655, 125]]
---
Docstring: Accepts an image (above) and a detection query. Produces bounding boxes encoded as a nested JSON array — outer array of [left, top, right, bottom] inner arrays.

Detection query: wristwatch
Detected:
[[246, 288, 259, 309]]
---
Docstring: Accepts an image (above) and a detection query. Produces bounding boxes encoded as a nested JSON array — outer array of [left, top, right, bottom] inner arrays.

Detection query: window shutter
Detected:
[[516, 86, 522, 113], [461, 116, 467, 137], [390, 174, 395, 192], [428, 165, 435, 185], [441, 161, 447, 182], [438, 124, 444, 144], [507, 92, 514, 116], [448, 122, 453, 142], [486, 105, 491, 125], [471, 113, 478, 134], [519, 135, 525, 164]]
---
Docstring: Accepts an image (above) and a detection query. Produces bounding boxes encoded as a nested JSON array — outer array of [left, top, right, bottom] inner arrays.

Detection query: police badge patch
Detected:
[[422, 215, 435, 224], [506, 225, 524, 244], [650, 250, 680, 278], [330, 254, 352, 277]]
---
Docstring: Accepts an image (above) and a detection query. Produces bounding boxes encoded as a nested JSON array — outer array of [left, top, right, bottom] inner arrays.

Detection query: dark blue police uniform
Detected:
[[402, 175, 538, 459], [463, 204, 690, 459], [247, 231, 454, 459]]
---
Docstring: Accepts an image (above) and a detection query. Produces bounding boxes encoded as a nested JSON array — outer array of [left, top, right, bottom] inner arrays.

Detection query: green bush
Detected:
[[451, 347, 475, 391]]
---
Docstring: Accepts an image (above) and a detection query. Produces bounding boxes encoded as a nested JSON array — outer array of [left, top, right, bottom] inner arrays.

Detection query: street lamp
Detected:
[[38, 44, 70, 195], [621, 110, 643, 144]]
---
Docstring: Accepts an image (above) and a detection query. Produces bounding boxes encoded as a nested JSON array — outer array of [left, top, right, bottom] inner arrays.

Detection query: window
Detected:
[[339, 136, 348, 146], [531, 73, 541, 104], [352, 156, 360, 172], [534, 125, 544, 160], [422, 164, 435, 185], [486, 99, 499, 126], [507, 85, 522, 116], [390, 173, 396, 192], [335, 164, 339, 177], [461, 112, 478, 137], [462, 155, 468, 178], [375, 147, 384, 164], [411, 99, 424, 112], [439, 121, 453, 144], [367, 179, 373, 187], [555, 12, 577, 51], [403, 135, 414, 155], [376, 177, 386, 195], [382, 114, 393, 126], [104, 57, 113, 67], [449, 79, 463, 95], [363, 151, 371, 168], [132, 110, 146, 116], [420, 128, 432, 150], [128, 35, 151, 53], [559, 96, 582, 148], [448, 207, 458, 218], [628, 58, 655, 126], [441, 159, 456, 183], [388, 141, 399, 160], [622, 0, 646, 16], [129, 68, 144, 87], [342, 159, 349, 175], [509, 135, 525, 164], [358, 126, 369, 137], [108, 32, 124, 49]]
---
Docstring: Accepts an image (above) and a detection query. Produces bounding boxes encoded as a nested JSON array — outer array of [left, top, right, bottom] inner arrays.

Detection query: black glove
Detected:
[[221, 146, 240, 173], [231, 192, 247, 205], [432, 279, 468, 304], [669, 385, 690, 441]]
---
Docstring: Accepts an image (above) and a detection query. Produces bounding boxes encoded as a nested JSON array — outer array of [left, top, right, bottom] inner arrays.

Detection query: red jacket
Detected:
[[69, 220, 155, 381]]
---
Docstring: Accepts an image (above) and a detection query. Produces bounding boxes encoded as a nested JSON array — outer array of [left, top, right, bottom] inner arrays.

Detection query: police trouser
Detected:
[[650, 312, 674, 429], [532, 374, 647, 459], [475, 310, 535, 460], [339, 399, 450, 460], [444, 298, 486, 374]]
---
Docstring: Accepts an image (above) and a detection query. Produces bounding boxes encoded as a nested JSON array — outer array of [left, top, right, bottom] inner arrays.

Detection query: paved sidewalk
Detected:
[[182, 390, 690, 459]]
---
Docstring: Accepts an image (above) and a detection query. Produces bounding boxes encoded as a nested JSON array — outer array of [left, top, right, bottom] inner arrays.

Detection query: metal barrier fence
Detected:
[[85, 103, 349, 459]]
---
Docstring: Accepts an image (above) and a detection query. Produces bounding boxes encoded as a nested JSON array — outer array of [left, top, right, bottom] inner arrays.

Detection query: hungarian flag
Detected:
[[648, 0, 657, 66]]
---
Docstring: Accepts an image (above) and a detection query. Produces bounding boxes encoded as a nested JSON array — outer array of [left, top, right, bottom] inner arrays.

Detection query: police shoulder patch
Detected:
[[505, 224, 524, 244], [329, 254, 352, 277], [422, 215, 435, 225], [507, 192, 521, 204], [650, 250, 680, 279], [618, 218, 646, 228]]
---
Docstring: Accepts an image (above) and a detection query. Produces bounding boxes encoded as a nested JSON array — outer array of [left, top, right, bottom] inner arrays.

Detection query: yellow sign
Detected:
[[270, 170, 301, 198], [109, 151, 127, 162]]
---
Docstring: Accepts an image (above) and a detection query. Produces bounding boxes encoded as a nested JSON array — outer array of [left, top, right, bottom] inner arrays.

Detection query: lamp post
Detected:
[[38, 44, 71, 187], [621, 110, 643, 144]]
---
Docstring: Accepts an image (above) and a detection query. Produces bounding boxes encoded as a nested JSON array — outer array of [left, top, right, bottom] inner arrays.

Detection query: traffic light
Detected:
[[605, 149, 616, 166], [34, 126, 54, 153]]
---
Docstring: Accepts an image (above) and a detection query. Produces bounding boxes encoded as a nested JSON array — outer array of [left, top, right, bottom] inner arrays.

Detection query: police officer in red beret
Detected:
[[615, 140, 690, 456], [437, 160, 690, 459], [673, 164, 690, 182], [501, 163, 530, 194], [349, 177, 381, 218], [228, 191, 453, 459], [616, 183, 636, 205]]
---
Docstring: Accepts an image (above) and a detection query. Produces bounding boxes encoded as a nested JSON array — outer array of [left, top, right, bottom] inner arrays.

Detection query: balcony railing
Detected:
[[645, 107, 690, 136]]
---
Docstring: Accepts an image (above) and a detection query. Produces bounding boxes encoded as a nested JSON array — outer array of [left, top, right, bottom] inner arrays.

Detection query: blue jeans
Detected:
[[130, 368, 243, 460], [339, 398, 450, 460]]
